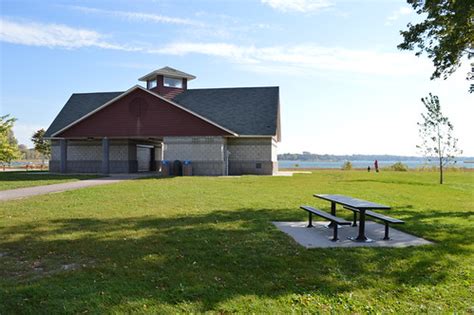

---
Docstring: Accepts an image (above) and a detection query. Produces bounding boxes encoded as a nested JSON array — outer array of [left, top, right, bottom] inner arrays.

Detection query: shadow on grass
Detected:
[[0, 207, 472, 312], [0, 171, 98, 182], [343, 178, 439, 187]]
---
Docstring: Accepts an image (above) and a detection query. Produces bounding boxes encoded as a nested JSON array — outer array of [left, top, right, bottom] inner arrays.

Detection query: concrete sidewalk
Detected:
[[0, 173, 152, 202]]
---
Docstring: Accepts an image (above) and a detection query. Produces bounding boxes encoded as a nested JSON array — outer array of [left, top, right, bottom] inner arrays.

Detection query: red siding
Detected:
[[58, 88, 231, 138]]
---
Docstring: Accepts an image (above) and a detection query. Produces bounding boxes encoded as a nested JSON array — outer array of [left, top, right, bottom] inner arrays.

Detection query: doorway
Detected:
[[137, 145, 153, 172]]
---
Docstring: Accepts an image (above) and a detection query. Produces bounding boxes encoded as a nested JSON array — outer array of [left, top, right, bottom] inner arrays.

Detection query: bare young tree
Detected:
[[417, 93, 462, 184]]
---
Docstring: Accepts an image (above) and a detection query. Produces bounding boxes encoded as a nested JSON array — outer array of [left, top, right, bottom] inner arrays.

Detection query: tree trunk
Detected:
[[437, 126, 443, 184], [439, 158, 443, 184]]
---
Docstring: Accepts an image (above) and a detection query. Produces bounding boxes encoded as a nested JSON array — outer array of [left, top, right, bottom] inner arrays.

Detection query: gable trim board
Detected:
[[49, 85, 238, 138]]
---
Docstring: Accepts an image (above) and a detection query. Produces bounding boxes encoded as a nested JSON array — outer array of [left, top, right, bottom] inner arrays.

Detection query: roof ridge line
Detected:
[[187, 86, 278, 91], [72, 91, 124, 95]]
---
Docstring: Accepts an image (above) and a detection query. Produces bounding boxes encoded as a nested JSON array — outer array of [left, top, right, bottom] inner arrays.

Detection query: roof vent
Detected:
[[138, 66, 196, 99]]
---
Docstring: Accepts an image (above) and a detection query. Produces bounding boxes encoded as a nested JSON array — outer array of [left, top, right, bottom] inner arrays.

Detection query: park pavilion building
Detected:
[[45, 67, 281, 176]]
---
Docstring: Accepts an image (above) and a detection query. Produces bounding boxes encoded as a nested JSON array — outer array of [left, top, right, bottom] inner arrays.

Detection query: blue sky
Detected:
[[1, 0, 473, 155]]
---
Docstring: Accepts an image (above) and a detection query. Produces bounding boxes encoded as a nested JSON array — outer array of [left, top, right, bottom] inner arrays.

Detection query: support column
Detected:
[[60, 139, 67, 173], [102, 137, 110, 174], [150, 146, 156, 171]]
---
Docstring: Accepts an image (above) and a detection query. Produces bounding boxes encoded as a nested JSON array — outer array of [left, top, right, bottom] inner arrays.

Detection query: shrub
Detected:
[[444, 165, 462, 172], [415, 164, 437, 171], [390, 162, 408, 171], [341, 161, 352, 170]]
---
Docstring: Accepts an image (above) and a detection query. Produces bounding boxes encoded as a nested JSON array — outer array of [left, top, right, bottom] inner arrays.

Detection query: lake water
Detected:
[[278, 160, 474, 169], [6, 160, 474, 169]]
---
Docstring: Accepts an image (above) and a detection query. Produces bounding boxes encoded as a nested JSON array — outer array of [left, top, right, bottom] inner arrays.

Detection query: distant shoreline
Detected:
[[279, 167, 474, 172], [278, 153, 474, 163], [278, 159, 474, 169]]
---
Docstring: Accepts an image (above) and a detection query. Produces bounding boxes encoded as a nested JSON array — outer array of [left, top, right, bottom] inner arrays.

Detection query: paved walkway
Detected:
[[0, 173, 152, 202]]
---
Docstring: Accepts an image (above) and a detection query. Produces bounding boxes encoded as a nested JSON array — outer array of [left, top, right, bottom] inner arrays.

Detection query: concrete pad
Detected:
[[273, 221, 432, 248], [274, 171, 312, 177]]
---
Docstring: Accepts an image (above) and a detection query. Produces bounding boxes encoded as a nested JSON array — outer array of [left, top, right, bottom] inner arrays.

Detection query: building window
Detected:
[[164, 76, 183, 88], [147, 79, 157, 89]]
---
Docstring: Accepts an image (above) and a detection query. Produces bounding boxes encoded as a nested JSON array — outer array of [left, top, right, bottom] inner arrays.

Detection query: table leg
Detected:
[[352, 211, 358, 227], [349, 209, 373, 242], [307, 212, 313, 228], [327, 202, 337, 228]]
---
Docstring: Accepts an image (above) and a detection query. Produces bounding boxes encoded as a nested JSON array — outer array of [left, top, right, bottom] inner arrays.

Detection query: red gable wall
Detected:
[[58, 88, 232, 138]]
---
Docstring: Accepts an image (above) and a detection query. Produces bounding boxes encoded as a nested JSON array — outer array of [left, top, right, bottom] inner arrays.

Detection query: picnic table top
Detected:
[[314, 194, 391, 210]]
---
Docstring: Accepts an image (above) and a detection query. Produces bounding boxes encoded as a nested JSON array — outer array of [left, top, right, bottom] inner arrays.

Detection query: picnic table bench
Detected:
[[300, 206, 351, 241], [343, 206, 404, 240]]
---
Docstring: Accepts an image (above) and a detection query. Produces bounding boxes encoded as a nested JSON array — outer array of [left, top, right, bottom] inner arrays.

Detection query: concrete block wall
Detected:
[[49, 136, 277, 176], [163, 136, 225, 175], [51, 140, 60, 160], [50, 140, 61, 172], [227, 137, 278, 175], [67, 140, 102, 160]]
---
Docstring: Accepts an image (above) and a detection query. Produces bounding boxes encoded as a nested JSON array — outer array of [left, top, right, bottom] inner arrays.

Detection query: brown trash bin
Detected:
[[183, 161, 193, 176], [161, 161, 171, 177]]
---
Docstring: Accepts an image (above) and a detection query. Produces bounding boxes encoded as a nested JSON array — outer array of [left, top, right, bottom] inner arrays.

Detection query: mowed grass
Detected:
[[0, 170, 473, 314], [0, 172, 99, 191]]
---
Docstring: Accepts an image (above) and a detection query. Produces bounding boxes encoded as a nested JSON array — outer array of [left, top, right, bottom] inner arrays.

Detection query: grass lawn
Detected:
[[0, 170, 473, 313], [0, 172, 100, 191]]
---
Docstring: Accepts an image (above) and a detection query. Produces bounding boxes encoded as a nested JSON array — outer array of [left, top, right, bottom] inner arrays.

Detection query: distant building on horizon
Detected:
[[45, 66, 281, 175]]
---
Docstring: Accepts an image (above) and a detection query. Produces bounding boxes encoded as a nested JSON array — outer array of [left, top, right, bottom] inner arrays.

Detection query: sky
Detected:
[[1, 0, 473, 156]]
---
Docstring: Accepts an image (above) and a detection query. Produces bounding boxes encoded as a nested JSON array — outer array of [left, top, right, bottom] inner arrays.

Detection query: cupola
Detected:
[[138, 66, 196, 99]]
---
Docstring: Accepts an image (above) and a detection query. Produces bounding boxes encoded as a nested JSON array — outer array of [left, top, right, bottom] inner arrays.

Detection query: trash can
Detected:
[[183, 160, 193, 176], [161, 160, 171, 177], [173, 160, 183, 176]]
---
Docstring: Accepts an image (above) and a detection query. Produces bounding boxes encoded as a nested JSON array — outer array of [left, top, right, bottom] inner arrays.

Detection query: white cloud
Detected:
[[0, 18, 430, 78], [386, 7, 412, 25], [0, 18, 136, 50], [151, 42, 431, 76], [69, 6, 204, 27], [150, 42, 260, 63], [261, 0, 333, 13]]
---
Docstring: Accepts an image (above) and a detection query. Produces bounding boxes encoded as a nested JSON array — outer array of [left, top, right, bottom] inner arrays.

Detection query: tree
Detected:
[[0, 114, 15, 134], [0, 115, 20, 167], [417, 94, 462, 184], [397, 0, 474, 91], [468, 62, 474, 93], [31, 129, 51, 167], [18, 144, 28, 160]]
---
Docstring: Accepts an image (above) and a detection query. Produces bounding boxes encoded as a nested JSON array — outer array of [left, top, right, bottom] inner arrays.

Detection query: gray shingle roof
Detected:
[[44, 92, 123, 137], [172, 87, 279, 136], [45, 86, 279, 137], [138, 66, 196, 81]]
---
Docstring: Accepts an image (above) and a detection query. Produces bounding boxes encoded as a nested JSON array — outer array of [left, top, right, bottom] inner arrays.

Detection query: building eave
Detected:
[[138, 70, 196, 82]]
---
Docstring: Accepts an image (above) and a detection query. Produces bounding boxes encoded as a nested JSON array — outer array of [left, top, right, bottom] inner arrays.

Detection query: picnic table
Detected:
[[314, 194, 391, 242]]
